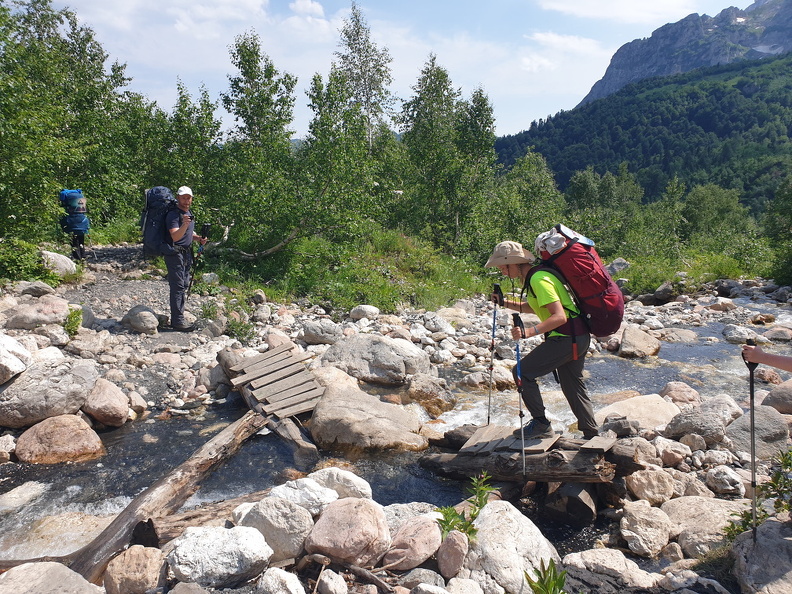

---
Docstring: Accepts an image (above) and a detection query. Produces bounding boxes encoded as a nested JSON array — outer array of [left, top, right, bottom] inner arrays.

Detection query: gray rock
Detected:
[[0, 360, 99, 428], [725, 405, 790, 460], [314, 333, 431, 386]]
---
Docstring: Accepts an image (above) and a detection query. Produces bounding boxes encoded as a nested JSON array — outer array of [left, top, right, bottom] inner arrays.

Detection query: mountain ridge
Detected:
[[579, 0, 792, 106]]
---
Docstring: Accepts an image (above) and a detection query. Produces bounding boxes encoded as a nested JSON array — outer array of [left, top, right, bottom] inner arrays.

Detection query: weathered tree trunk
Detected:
[[543, 482, 598, 526], [29, 411, 267, 584], [419, 449, 616, 483], [147, 489, 270, 547]]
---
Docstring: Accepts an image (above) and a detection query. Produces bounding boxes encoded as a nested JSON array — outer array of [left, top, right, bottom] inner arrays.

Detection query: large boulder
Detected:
[[314, 333, 431, 385], [237, 496, 314, 562], [0, 359, 99, 428], [0, 562, 102, 593], [82, 378, 129, 427], [594, 394, 680, 432], [310, 383, 427, 452], [166, 526, 272, 589], [618, 325, 661, 358], [304, 497, 391, 568], [732, 515, 792, 594], [5, 294, 71, 329], [660, 495, 750, 558], [14, 415, 105, 464], [460, 500, 560, 594], [726, 405, 790, 460]]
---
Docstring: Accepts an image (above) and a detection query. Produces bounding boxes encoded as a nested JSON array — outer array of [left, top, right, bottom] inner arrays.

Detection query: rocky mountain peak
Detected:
[[579, 0, 792, 106]]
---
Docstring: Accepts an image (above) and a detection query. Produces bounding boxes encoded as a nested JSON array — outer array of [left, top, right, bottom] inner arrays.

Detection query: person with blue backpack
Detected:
[[164, 186, 207, 331], [485, 239, 599, 441]]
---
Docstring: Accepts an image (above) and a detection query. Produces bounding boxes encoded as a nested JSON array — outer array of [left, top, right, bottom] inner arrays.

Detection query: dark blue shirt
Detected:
[[166, 207, 194, 248]]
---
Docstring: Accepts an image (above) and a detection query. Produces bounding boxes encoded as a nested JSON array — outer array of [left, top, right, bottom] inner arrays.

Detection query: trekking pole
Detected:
[[741, 338, 759, 544], [487, 284, 505, 425], [187, 223, 211, 297], [512, 312, 527, 477]]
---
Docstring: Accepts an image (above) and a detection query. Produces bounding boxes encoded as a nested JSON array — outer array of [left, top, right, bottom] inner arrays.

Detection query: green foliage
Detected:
[[524, 558, 568, 594], [198, 300, 219, 320], [724, 448, 792, 542], [495, 52, 792, 210], [0, 238, 60, 286], [436, 472, 495, 540], [63, 306, 82, 337]]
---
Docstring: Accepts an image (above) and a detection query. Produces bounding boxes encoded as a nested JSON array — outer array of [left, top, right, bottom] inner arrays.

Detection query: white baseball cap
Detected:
[[176, 186, 193, 197]]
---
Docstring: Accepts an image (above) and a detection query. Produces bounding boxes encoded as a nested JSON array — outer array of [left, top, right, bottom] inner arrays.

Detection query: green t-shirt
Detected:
[[524, 270, 580, 337]]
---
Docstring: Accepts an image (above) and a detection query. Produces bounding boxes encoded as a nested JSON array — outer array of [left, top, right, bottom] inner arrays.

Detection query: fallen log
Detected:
[[0, 411, 268, 582], [145, 489, 271, 547], [419, 448, 616, 484], [69, 410, 268, 583]]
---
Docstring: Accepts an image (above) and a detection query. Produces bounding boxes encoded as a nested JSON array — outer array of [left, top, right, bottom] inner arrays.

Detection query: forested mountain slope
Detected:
[[581, 0, 792, 105], [495, 52, 792, 212]]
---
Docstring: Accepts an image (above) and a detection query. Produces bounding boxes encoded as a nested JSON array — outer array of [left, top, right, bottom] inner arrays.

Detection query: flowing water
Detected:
[[1, 295, 791, 560]]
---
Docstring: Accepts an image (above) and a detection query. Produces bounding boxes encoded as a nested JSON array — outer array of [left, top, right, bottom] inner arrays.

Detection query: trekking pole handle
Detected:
[[493, 284, 504, 306], [742, 338, 759, 371], [512, 313, 525, 335]]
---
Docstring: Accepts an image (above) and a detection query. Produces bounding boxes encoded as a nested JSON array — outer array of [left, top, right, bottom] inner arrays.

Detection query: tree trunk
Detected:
[[65, 410, 268, 583], [419, 449, 615, 484]]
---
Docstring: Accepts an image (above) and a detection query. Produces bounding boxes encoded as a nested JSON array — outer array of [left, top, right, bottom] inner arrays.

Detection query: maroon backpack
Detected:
[[526, 224, 624, 338]]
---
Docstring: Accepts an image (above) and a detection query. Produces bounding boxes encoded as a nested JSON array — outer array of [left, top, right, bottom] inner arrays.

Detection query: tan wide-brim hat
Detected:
[[485, 241, 535, 267]]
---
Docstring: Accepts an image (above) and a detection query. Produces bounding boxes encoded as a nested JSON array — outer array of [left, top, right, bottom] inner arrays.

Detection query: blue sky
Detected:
[[52, 0, 754, 138]]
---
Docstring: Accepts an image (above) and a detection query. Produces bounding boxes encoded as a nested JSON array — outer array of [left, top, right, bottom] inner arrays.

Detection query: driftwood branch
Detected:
[[0, 411, 268, 582]]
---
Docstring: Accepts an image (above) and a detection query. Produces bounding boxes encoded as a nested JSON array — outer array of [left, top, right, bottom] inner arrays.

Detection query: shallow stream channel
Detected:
[[1, 294, 791, 562]]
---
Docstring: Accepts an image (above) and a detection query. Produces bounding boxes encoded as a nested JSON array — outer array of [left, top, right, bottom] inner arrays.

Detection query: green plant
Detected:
[[524, 558, 568, 594], [199, 300, 219, 320], [0, 238, 61, 286], [436, 472, 495, 539], [724, 447, 792, 541], [63, 306, 83, 337]]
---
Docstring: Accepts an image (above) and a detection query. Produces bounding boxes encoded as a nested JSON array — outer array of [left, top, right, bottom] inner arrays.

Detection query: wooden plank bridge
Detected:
[[230, 343, 325, 419], [229, 343, 325, 466]]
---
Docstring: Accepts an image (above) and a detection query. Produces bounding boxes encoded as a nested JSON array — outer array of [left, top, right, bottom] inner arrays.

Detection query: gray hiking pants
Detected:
[[513, 333, 598, 438], [164, 249, 192, 327]]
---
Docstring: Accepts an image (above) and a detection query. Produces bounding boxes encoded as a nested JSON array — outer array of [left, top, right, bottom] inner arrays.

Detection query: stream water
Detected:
[[1, 295, 791, 561]]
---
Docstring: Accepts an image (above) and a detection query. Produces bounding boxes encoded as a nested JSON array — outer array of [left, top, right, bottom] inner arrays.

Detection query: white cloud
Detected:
[[289, 0, 325, 18]]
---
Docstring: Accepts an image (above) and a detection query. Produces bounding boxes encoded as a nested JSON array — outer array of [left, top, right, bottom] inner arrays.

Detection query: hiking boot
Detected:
[[171, 323, 196, 332], [514, 418, 554, 439]]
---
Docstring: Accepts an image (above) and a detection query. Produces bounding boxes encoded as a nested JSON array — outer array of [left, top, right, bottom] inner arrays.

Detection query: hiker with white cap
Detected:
[[485, 240, 598, 440], [164, 186, 207, 332]]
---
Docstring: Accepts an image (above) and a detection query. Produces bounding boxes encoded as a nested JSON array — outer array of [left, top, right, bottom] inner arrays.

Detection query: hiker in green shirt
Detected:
[[486, 240, 598, 440]]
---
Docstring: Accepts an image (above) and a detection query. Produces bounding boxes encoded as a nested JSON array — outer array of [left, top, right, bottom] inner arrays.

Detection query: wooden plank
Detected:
[[459, 424, 507, 455], [477, 426, 513, 454], [231, 353, 312, 387], [258, 382, 322, 404], [270, 397, 323, 419], [261, 387, 325, 414], [229, 343, 294, 372], [251, 371, 315, 397], [236, 350, 310, 378], [580, 436, 617, 452], [249, 364, 308, 390], [523, 434, 561, 454]]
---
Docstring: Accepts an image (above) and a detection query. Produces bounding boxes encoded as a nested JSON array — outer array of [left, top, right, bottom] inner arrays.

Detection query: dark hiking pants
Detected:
[[164, 249, 192, 327], [513, 333, 598, 438]]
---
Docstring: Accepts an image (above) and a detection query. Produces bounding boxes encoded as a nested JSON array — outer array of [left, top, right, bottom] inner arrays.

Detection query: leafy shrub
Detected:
[[63, 307, 83, 337], [724, 447, 792, 541], [525, 558, 568, 594], [0, 238, 61, 286], [436, 472, 495, 540]]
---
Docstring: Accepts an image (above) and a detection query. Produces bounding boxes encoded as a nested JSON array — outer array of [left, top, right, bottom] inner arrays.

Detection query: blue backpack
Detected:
[[59, 189, 90, 234], [140, 186, 177, 257]]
